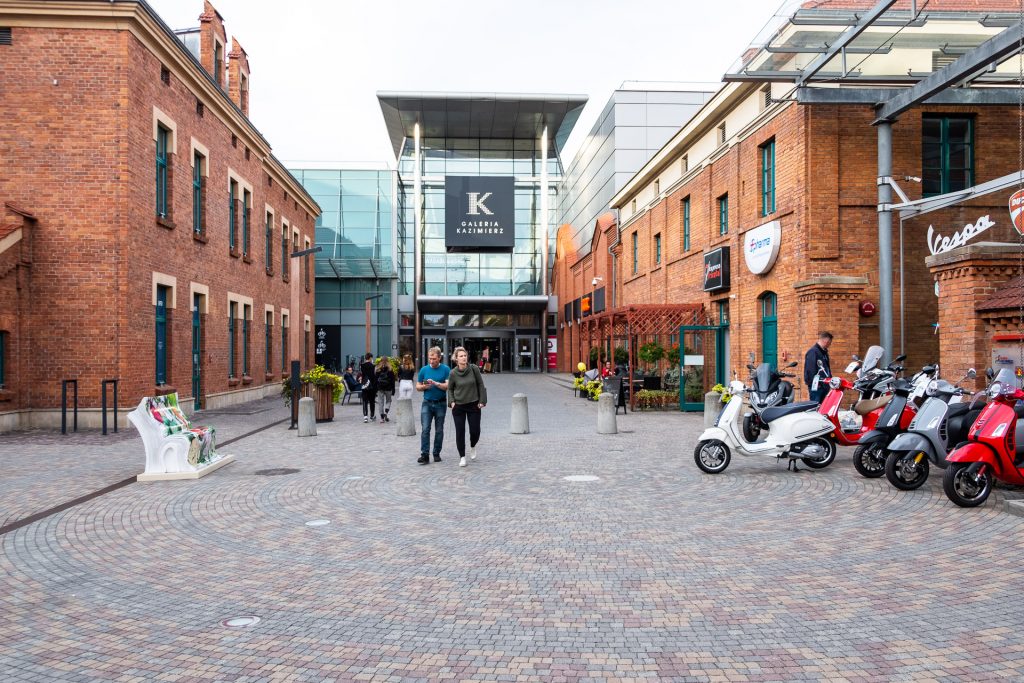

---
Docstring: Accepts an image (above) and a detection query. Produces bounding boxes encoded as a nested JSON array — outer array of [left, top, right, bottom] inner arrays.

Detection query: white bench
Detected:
[[128, 393, 233, 481]]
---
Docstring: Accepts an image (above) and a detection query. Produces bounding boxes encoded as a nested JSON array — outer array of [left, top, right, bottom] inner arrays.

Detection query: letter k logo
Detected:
[[467, 192, 494, 216]]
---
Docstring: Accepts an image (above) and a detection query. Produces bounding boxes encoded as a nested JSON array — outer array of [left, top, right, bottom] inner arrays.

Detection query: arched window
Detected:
[[759, 291, 778, 370]]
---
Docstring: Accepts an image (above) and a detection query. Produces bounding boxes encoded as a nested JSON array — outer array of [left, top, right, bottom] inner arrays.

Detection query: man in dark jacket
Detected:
[[804, 331, 833, 403], [358, 353, 378, 423]]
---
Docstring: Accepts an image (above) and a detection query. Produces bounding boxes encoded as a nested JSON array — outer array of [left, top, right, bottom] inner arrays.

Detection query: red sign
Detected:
[[547, 336, 557, 371], [859, 300, 876, 317], [1010, 189, 1024, 235]]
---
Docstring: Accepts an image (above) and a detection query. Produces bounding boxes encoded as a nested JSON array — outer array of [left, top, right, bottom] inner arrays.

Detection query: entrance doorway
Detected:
[[760, 292, 778, 370], [446, 331, 516, 372]]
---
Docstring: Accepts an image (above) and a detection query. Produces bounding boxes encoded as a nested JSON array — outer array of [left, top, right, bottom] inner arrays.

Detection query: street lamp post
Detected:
[[287, 244, 321, 430]]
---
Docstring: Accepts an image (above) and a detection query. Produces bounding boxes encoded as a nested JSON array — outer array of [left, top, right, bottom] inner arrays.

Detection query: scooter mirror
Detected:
[[986, 367, 995, 380], [852, 354, 860, 361], [966, 368, 977, 379], [787, 361, 798, 368], [894, 354, 907, 363], [746, 364, 755, 370]]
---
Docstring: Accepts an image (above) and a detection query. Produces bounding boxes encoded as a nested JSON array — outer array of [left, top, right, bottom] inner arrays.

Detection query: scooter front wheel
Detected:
[[800, 437, 837, 469], [742, 414, 761, 442], [852, 442, 887, 478], [885, 450, 930, 490], [694, 439, 731, 474], [943, 462, 993, 507]]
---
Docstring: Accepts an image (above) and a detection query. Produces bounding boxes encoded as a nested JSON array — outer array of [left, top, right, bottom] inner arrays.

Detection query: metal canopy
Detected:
[[795, 0, 898, 86], [889, 170, 1024, 218], [417, 295, 549, 314], [316, 258, 397, 280], [796, 87, 1024, 106], [376, 92, 587, 159]]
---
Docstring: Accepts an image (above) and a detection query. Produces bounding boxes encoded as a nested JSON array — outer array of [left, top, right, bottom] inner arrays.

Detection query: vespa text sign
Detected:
[[743, 220, 781, 275], [926, 215, 996, 256], [445, 176, 515, 252], [703, 246, 730, 292]]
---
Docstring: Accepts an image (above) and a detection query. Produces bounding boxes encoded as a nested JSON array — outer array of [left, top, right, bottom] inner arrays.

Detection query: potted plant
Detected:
[[281, 364, 342, 422], [637, 342, 666, 390], [586, 379, 603, 400]]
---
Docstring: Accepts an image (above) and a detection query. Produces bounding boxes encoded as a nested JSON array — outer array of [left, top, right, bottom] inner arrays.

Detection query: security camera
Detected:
[[591, 276, 603, 287]]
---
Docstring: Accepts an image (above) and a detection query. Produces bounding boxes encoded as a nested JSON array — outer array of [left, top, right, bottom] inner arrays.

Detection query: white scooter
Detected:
[[694, 378, 837, 473]]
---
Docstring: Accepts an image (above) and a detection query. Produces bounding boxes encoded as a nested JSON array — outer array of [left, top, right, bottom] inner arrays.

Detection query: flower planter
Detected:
[[301, 383, 335, 422]]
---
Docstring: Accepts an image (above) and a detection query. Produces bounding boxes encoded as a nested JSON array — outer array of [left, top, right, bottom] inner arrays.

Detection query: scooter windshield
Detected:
[[994, 367, 1017, 388], [859, 345, 884, 378], [753, 363, 773, 392]]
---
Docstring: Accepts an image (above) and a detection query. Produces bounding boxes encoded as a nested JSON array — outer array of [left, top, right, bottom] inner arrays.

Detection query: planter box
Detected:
[[302, 384, 335, 422]]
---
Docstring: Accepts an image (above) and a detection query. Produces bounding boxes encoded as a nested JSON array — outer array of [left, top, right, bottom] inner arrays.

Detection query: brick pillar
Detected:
[[793, 276, 868, 396], [927, 244, 1020, 391]]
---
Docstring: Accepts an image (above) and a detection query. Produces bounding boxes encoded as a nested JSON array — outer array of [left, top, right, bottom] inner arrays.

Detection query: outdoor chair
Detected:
[[128, 392, 217, 476], [342, 376, 362, 405]]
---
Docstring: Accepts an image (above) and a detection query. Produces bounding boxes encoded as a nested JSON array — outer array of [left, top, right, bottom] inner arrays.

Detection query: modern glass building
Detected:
[[291, 163, 397, 370], [379, 92, 586, 371]]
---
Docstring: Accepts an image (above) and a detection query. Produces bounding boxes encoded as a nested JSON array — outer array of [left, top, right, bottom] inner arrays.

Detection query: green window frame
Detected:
[[228, 303, 237, 378], [654, 233, 661, 265], [281, 320, 288, 371], [242, 190, 251, 257], [155, 286, 168, 384], [265, 312, 273, 375], [228, 181, 237, 251], [0, 331, 6, 387], [718, 194, 729, 235], [717, 300, 729, 327], [265, 212, 273, 271], [155, 126, 169, 218], [242, 306, 250, 376], [192, 152, 203, 235], [632, 231, 638, 275], [760, 139, 776, 216], [281, 230, 289, 279], [682, 197, 691, 251], [922, 115, 974, 197]]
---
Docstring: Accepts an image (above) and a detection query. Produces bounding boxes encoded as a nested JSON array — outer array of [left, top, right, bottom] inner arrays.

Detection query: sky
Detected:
[[146, 0, 777, 168]]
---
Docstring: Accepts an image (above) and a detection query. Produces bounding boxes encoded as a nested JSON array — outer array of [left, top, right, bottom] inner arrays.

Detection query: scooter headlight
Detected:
[[988, 382, 1003, 399], [829, 377, 842, 390], [925, 380, 939, 397]]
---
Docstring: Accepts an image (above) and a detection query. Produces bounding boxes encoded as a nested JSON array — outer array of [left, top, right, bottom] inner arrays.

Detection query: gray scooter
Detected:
[[884, 368, 984, 490], [742, 361, 799, 442]]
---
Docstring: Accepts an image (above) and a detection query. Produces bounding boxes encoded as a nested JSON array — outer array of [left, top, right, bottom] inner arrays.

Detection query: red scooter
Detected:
[[943, 368, 1024, 507], [817, 346, 903, 447]]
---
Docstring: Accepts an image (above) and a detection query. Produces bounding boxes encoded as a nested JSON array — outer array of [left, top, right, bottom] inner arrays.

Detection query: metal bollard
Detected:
[[510, 393, 529, 434], [394, 397, 416, 436], [597, 392, 618, 434], [297, 397, 317, 437]]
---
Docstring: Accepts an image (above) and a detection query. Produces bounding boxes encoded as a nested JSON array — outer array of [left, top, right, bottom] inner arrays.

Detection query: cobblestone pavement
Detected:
[[0, 397, 288, 529], [3, 374, 1024, 681]]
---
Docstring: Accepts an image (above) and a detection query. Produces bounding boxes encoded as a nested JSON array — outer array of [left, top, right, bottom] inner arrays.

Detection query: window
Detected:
[[265, 311, 273, 375], [155, 125, 169, 219], [760, 138, 776, 216], [192, 151, 205, 235], [632, 232, 638, 275], [214, 41, 223, 87], [242, 189, 251, 258], [242, 304, 251, 377], [281, 314, 289, 373], [281, 226, 289, 281], [654, 233, 661, 265], [228, 180, 238, 252], [923, 115, 974, 197], [155, 286, 168, 384], [265, 211, 273, 272], [160, 66, 170, 85], [304, 239, 311, 292], [718, 194, 729, 235], [228, 302, 237, 378], [717, 300, 729, 326], [682, 196, 691, 252]]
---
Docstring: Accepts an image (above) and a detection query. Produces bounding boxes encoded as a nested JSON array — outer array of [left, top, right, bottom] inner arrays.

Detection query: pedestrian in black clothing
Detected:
[[359, 352, 377, 423], [804, 331, 833, 403]]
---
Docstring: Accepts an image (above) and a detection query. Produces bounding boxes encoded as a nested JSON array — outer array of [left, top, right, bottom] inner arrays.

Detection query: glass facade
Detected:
[[292, 167, 396, 369]]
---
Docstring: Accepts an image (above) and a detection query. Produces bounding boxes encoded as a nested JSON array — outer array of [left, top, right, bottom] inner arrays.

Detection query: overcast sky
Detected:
[[147, 0, 777, 167]]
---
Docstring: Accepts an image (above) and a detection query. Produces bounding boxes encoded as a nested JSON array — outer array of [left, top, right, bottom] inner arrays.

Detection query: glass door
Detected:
[[422, 336, 446, 366], [679, 325, 725, 412], [515, 337, 539, 372]]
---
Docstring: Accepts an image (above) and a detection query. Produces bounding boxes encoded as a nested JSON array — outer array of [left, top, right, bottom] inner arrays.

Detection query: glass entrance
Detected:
[[422, 336, 446, 365], [679, 325, 726, 412], [515, 337, 540, 372]]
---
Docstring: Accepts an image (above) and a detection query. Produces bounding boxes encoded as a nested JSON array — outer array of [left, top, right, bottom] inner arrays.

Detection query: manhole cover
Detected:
[[254, 468, 300, 476], [345, 476, 363, 481], [221, 616, 261, 628], [563, 475, 600, 482], [305, 519, 330, 527]]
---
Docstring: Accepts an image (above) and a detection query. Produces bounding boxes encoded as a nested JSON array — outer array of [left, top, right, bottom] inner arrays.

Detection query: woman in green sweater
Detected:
[[448, 346, 487, 468]]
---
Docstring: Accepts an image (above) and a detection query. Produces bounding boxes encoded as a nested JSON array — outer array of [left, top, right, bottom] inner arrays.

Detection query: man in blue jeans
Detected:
[[416, 346, 451, 464]]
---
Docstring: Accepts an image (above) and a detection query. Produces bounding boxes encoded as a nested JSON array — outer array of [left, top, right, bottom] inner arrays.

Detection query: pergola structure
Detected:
[[575, 303, 709, 408]]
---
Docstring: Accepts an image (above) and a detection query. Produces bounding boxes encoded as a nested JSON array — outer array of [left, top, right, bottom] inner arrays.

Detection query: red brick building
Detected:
[[0, 0, 318, 430], [553, 0, 1024, 394]]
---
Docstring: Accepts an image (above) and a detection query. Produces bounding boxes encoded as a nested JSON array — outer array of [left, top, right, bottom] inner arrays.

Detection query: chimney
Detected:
[[198, 0, 227, 90], [228, 37, 250, 117]]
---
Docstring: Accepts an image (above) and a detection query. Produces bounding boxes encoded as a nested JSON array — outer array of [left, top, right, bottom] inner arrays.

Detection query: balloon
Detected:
[[577, 362, 586, 372]]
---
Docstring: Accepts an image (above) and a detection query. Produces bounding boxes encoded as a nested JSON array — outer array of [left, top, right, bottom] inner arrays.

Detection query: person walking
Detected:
[[396, 354, 416, 400], [416, 346, 450, 464], [482, 345, 491, 373], [375, 356, 396, 423], [358, 352, 378, 423], [448, 347, 487, 468], [804, 331, 834, 403]]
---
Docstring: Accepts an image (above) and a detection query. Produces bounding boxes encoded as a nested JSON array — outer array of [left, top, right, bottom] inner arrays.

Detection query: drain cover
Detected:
[[254, 468, 300, 476], [345, 476, 363, 481], [305, 519, 330, 527], [563, 475, 600, 482], [221, 616, 260, 628]]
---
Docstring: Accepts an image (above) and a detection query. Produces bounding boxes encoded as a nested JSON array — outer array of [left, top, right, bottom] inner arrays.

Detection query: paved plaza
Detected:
[[2, 374, 1024, 681]]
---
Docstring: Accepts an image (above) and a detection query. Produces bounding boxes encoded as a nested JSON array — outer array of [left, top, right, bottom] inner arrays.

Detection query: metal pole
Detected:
[[413, 122, 422, 362], [61, 381, 67, 435], [878, 121, 894, 362], [101, 381, 108, 436], [541, 126, 549, 297], [365, 296, 372, 355]]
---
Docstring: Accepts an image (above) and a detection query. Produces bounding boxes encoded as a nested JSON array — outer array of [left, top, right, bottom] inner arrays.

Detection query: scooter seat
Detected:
[[947, 402, 971, 418], [855, 394, 892, 416], [761, 401, 820, 424]]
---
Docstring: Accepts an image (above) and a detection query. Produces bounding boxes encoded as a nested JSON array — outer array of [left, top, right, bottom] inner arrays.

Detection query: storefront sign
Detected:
[[444, 176, 515, 252], [703, 246, 730, 292], [926, 215, 996, 256], [1011, 190, 1024, 233], [581, 294, 592, 317], [743, 220, 781, 275], [593, 286, 606, 313], [547, 336, 557, 371]]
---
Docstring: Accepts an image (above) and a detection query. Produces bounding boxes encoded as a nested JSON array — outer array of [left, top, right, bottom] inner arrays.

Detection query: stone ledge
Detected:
[[925, 241, 1020, 269], [792, 276, 870, 290]]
